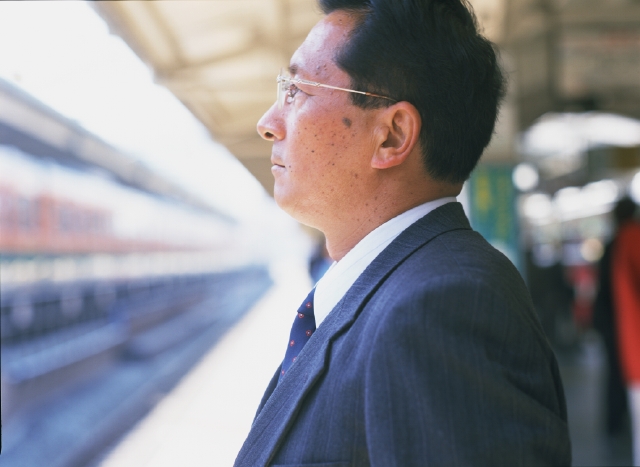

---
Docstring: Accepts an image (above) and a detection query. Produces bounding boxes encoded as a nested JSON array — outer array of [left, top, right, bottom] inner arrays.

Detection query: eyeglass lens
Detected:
[[277, 69, 288, 109]]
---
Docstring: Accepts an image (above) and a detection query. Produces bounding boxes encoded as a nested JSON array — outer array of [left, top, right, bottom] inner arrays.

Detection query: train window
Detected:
[[57, 205, 73, 232], [94, 284, 116, 309], [0, 192, 6, 228], [11, 295, 34, 330], [60, 288, 84, 318], [18, 198, 36, 231]]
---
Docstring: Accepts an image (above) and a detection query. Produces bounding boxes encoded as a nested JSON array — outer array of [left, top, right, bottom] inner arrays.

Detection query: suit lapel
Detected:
[[234, 203, 471, 466]]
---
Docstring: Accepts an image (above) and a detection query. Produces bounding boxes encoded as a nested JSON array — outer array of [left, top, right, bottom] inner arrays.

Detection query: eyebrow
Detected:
[[288, 64, 299, 75]]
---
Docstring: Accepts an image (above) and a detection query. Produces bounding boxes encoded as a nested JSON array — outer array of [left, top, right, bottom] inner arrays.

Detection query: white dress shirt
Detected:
[[313, 197, 456, 326]]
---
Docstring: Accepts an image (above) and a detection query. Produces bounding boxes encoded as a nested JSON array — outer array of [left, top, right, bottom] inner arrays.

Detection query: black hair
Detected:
[[319, 0, 506, 183], [613, 196, 637, 226]]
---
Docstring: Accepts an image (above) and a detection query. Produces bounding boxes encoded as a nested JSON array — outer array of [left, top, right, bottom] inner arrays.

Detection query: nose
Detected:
[[257, 103, 284, 142]]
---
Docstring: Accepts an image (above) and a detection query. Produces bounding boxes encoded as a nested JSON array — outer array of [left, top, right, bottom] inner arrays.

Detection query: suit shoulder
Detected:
[[398, 227, 529, 305], [369, 227, 548, 354]]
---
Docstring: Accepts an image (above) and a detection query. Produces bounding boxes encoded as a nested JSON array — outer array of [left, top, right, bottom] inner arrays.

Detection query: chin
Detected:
[[272, 185, 286, 208], [273, 189, 296, 216]]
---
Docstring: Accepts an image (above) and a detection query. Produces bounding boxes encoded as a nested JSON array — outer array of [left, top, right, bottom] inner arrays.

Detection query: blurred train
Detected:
[[0, 144, 235, 256], [0, 76, 275, 444]]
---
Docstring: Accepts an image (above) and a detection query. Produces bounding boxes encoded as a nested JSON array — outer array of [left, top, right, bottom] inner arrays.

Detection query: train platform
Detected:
[[558, 332, 633, 466], [96, 263, 633, 467], [97, 258, 313, 467]]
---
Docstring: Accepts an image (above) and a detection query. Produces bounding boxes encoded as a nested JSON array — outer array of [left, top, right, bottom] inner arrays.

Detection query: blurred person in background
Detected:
[[612, 197, 640, 465], [234, 0, 571, 465], [593, 197, 636, 436], [526, 246, 575, 347]]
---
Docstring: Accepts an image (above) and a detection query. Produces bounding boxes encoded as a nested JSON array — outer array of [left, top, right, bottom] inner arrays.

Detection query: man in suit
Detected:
[[235, 0, 571, 465]]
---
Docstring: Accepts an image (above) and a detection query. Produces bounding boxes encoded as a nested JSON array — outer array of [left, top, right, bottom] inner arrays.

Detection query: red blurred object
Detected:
[[567, 263, 597, 328], [0, 185, 172, 254], [612, 220, 640, 383]]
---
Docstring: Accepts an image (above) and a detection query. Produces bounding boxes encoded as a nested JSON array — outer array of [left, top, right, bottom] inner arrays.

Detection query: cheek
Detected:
[[287, 107, 369, 175], [290, 119, 340, 161]]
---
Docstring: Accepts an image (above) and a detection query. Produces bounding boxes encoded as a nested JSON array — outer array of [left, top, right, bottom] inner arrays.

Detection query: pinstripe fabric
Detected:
[[235, 203, 571, 467]]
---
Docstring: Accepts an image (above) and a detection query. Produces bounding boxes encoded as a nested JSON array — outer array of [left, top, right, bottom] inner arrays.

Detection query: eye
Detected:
[[285, 83, 300, 103]]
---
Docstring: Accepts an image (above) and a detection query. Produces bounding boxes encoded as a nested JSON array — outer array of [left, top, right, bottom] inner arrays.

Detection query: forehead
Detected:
[[289, 11, 356, 81]]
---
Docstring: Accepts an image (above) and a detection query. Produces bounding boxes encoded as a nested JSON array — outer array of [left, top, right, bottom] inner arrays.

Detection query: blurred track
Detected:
[[0, 266, 272, 467]]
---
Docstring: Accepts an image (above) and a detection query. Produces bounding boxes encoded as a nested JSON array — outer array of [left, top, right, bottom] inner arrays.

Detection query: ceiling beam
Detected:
[[141, 1, 187, 67]]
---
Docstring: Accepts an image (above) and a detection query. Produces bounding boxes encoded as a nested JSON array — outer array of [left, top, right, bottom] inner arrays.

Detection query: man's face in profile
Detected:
[[257, 12, 381, 229]]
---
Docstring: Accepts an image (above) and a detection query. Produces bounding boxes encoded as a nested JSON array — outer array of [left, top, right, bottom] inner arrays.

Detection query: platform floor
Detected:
[[558, 332, 633, 466], [98, 265, 633, 467], [98, 259, 313, 467]]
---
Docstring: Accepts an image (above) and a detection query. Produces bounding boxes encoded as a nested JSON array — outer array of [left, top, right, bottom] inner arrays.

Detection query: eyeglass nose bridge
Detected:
[[276, 73, 289, 110]]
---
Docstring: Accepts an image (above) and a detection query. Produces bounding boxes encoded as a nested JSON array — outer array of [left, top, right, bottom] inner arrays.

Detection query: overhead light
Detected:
[[554, 186, 582, 214], [522, 193, 553, 220], [521, 112, 640, 158], [582, 179, 619, 207], [512, 163, 539, 192]]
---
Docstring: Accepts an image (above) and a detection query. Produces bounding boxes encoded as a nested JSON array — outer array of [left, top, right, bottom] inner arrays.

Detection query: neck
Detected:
[[322, 182, 460, 261]]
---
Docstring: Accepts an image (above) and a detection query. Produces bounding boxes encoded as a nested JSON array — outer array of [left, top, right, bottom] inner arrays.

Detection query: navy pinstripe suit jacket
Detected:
[[234, 202, 571, 467]]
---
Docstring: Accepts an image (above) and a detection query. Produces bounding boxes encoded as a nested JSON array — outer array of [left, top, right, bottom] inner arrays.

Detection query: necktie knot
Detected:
[[279, 288, 316, 382]]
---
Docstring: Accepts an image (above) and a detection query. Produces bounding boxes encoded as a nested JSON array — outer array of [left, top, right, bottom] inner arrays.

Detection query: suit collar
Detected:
[[313, 197, 457, 326], [234, 202, 470, 466]]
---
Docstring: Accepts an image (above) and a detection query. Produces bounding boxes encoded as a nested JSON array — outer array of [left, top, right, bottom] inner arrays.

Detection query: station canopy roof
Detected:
[[91, 0, 323, 195], [92, 1, 504, 195]]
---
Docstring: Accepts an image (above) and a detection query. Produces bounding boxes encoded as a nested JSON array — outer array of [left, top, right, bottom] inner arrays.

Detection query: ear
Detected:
[[371, 102, 422, 169]]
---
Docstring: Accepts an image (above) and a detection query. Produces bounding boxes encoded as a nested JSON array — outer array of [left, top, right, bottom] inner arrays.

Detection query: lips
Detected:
[[271, 154, 285, 168], [271, 155, 285, 178]]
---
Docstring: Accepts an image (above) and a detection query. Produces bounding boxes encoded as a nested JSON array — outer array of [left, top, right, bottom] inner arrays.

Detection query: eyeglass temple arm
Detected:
[[279, 75, 395, 102]]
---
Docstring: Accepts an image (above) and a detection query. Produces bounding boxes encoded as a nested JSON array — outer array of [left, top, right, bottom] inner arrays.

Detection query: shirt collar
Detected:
[[313, 197, 456, 326]]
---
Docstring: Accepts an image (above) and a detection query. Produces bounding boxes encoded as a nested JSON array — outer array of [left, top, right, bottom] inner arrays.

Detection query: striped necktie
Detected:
[[279, 288, 316, 382]]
